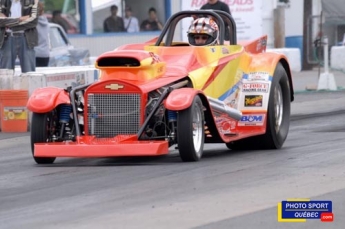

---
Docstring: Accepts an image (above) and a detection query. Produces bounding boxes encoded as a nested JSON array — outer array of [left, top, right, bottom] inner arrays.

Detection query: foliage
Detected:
[[42, 0, 65, 13]]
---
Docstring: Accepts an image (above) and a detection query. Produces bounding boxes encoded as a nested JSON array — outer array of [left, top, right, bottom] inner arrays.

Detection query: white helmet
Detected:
[[187, 17, 219, 46]]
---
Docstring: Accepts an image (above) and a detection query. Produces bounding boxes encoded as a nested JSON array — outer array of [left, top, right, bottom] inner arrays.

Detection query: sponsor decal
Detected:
[[238, 114, 265, 126], [215, 116, 237, 134], [149, 52, 161, 64], [242, 83, 269, 92], [3, 107, 27, 120], [244, 95, 263, 107], [222, 47, 230, 54], [223, 88, 240, 109], [246, 72, 270, 81], [210, 47, 216, 53], [209, 19, 218, 30], [46, 73, 75, 82], [256, 37, 267, 51], [157, 66, 164, 74]]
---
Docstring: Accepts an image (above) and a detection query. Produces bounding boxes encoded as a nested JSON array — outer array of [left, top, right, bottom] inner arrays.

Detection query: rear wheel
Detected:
[[226, 63, 291, 150], [177, 96, 205, 162], [31, 112, 57, 164]]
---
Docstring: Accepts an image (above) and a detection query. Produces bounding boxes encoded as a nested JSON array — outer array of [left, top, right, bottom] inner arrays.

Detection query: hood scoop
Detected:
[[95, 50, 166, 81]]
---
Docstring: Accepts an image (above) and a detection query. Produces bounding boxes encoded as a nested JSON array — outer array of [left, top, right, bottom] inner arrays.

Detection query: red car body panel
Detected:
[[27, 87, 70, 113]]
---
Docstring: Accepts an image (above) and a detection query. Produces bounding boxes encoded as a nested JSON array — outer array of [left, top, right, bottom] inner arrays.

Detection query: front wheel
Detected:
[[177, 96, 205, 162], [30, 112, 57, 164]]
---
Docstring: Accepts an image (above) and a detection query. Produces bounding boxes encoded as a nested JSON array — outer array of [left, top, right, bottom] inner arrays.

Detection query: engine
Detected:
[[144, 88, 171, 140]]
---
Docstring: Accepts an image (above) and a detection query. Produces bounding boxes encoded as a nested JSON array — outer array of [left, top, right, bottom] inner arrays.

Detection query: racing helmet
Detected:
[[187, 17, 219, 46]]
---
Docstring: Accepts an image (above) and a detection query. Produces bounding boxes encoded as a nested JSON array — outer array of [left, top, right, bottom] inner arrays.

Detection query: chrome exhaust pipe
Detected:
[[207, 96, 242, 121]]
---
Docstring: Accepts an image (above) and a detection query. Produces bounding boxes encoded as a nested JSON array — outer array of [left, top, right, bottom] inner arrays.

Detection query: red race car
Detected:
[[27, 10, 294, 164]]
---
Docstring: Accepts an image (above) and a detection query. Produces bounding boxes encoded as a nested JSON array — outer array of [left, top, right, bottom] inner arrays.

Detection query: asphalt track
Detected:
[[0, 110, 344, 228]]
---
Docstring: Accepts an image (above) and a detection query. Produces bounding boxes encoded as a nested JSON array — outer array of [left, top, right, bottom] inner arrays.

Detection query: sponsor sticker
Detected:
[[222, 47, 229, 54], [3, 107, 27, 121], [215, 116, 237, 134], [244, 95, 263, 107], [149, 52, 161, 64], [246, 72, 270, 81], [256, 38, 267, 51], [238, 114, 265, 126], [242, 83, 269, 92]]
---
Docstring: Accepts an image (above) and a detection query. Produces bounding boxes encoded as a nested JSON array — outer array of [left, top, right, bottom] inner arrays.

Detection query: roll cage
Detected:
[[154, 10, 237, 46]]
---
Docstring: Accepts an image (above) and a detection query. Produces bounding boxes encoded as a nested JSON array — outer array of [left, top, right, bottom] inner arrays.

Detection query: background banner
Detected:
[[180, 0, 263, 42]]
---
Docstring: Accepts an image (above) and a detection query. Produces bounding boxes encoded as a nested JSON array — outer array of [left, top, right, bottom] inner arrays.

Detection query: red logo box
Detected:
[[320, 212, 334, 222]]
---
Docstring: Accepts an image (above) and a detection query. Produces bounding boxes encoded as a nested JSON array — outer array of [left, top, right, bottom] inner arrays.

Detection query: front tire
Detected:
[[226, 63, 291, 150], [177, 96, 205, 162], [31, 112, 56, 164]]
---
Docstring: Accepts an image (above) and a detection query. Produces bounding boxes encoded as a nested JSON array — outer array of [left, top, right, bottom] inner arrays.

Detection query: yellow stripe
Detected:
[[277, 203, 306, 222], [286, 198, 310, 202]]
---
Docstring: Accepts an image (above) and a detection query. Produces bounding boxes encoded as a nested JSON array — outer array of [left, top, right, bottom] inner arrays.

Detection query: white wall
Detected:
[[262, 0, 275, 48], [284, 0, 322, 37], [284, 0, 304, 36]]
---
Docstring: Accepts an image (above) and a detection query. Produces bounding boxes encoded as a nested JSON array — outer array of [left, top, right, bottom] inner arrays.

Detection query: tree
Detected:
[[42, 0, 64, 13]]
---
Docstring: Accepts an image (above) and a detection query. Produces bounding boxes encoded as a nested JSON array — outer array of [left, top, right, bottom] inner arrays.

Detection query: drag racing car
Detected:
[[27, 10, 294, 164]]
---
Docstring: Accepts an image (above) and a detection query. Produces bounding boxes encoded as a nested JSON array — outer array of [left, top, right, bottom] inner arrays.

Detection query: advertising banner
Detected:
[[180, 0, 263, 42]]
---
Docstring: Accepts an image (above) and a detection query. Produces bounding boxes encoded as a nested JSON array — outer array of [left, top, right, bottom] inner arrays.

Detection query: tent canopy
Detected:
[[321, 0, 345, 25]]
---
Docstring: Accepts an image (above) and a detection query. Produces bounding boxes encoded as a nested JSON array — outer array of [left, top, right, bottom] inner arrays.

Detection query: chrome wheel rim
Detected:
[[274, 84, 284, 133], [192, 105, 203, 156]]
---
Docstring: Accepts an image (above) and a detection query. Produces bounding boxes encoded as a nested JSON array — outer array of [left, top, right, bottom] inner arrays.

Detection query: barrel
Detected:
[[285, 36, 303, 65], [0, 90, 29, 132]]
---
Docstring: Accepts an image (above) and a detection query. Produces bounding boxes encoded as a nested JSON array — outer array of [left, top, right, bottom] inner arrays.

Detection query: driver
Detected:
[[187, 17, 219, 46]]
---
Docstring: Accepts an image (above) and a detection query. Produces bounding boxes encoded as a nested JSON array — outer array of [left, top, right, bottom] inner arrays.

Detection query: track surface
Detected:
[[0, 113, 344, 229]]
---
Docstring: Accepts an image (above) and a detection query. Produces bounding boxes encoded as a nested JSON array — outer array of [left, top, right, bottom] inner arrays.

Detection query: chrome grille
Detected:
[[87, 93, 141, 138]]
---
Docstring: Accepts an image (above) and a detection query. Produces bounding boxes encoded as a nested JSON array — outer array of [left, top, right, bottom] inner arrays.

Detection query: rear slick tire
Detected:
[[226, 63, 291, 150]]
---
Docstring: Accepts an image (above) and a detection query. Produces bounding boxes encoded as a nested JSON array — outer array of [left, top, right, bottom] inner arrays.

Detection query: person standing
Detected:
[[0, 0, 39, 73], [35, 1, 49, 67], [201, 0, 231, 15], [201, 0, 231, 41], [123, 6, 139, 33], [140, 7, 163, 31], [103, 5, 125, 33], [51, 10, 69, 33]]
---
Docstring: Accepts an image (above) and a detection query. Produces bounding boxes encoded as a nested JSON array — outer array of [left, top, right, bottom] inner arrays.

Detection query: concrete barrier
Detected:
[[13, 66, 99, 96], [0, 69, 15, 89], [331, 46, 345, 71], [267, 48, 302, 72], [9, 66, 99, 131]]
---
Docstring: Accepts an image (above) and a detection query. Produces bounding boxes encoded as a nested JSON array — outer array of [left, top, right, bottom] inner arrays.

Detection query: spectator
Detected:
[[51, 10, 69, 33], [200, 0, 231, 41], [103, 5, 125, 33], [140, 7, 163, 31], [124, 6, 139, 33], [35, 1, 50, 67], [0, 0, 39, 73], [201, 0, 231, 14]]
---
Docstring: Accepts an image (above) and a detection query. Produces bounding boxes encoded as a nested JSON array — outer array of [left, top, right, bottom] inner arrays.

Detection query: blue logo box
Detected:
[[282, 200, 332, 219]]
